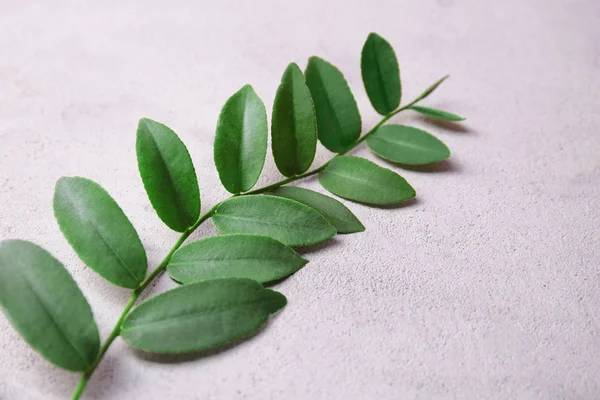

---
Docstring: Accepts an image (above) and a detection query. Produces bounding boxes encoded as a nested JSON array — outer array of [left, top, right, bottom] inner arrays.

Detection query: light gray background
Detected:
[[1, 1, 599, 399]]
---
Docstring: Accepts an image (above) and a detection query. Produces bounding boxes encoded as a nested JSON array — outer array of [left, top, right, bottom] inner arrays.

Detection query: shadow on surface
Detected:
[[397, 159, 461, 173], [366, 196, 421, 210], [294, 236, 342, 256]]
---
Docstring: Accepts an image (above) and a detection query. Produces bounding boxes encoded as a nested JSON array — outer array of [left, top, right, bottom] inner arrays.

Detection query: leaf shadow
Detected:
[[389, 158, 462, 174], [129, 312, 283, 365], [261, 238, 343, 287], [363, 196, 421, 210], [294, 236, 342, 256], [416, 116, 475, 134]]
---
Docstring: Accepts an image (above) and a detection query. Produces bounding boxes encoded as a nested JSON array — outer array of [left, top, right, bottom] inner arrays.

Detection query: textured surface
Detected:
[[0, 0, 599, 399]]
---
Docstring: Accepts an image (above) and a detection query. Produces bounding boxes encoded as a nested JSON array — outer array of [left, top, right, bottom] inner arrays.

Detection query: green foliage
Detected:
[[367, 125, 450, 165], [137, 118, 200, 232], [319, 156, 415, 205], [54, 177, 147, 288], [168, 234, 307, 284], [212, 195, 336, 246], [0, 240, 99, 371], [121, 278, 286, 353], [272, 63, 318, 177], [411, 75, 449, 105], [0, 32, 467, 399], [305, 56, 362, 153], [409, 105, 466, 121], [270, 186, 364, 233], [361, 33, 401, 115], [214, 85, 268, 194]]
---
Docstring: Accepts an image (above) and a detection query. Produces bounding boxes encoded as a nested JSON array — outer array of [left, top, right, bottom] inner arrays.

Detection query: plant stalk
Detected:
[[71, 97, 420, 399]]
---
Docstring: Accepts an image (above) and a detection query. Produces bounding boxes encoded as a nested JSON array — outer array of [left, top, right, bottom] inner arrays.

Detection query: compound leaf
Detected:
[[214, 85, 268, 194], [361, 32, 401, 115], [54, 177, 147, 288], [318, 156, 415, 205], [121, 278, 286, 353], [367, 125, 450, 165], [168, 234, 307, 284], [0, 240, 99, 371], [409, 105, 466, 121], [305, 56, 361, 153], [212, 195, 336, 246], [270, 186, 364, 233], [137, 118, 200, 232], [272, 63, 318, 177]]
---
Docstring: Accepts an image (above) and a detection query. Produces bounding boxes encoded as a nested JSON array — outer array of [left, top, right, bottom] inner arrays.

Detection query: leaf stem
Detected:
[[71, 89, 427, 399], [245, 101, 414, 195], [71, 204, 219, 399]]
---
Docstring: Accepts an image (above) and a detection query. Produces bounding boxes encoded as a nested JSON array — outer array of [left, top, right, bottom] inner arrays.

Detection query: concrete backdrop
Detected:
[[0, 0, 599, 399]]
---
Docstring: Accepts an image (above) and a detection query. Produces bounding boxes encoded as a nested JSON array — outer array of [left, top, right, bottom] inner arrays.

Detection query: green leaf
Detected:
[[361, 33, 401, 115], [212, 195, 336, 246], [214, 85, 268, 194], [270, 186, 365, 233], [136, 118, 201, 232], [411, 75, 449, 105], [409, 105, 466, 121], [0, 240, 99, 371], [121, 278, 286, 353], [367, 125, 450, 165], [53, 177, 147, 289], [168, 234, 307, 284], [305, 56, 361, 153], [271, 63, 318, 177], [318, 156, 415, 205]]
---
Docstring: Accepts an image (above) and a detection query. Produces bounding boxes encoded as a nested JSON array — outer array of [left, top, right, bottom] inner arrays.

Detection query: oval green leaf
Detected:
[[270, 186, 365, 233], [361, 32, 401, 115], [53, 177, 147, 288], [168, 234, 307, 284], [121, 278, 286, 353], [305, 56, 361, 153], [214, 85, 268, 194], [212, 195, 336, 246], [271, 63, 318, 177], [367, 125, 450, 165], [137, 118, 200, 232], [0, 240, 99, 371], [318, 156, 415, 205], [409, 105, 466, 121]]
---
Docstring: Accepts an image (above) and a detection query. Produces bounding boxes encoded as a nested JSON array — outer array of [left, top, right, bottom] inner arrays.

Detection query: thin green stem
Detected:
[[71, 204, 220, 399], [71, 93, 422, 399], [245, 103, 411, 196]]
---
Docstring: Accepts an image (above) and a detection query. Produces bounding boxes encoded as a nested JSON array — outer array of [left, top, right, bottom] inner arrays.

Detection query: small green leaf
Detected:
[[319, 156, 415, 205], [361, 33, 401, 115], [411, 75, 449, 105], [271, 63, 318, 177], [137, 118, 201, 232], [367, 125, 450, 165], [409, 105, 466, 121], [270, 186, 365, 233], [214, 85, 268, 194], [53, 177, 147, 289], [0, 240, 100, 371], [212, 195, 336, 246], [305, 56, 361, 153], [168, 234, 307, 284], [121, 278, 286, 353]]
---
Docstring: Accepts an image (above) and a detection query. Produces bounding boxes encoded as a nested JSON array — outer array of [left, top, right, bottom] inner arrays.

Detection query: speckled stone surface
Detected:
[[1, 1, 599, 399]]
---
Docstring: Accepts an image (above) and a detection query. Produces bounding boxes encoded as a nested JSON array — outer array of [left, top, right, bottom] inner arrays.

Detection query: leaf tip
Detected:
[[366, 32, 384, 42], [264, 289, 287, 314]]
